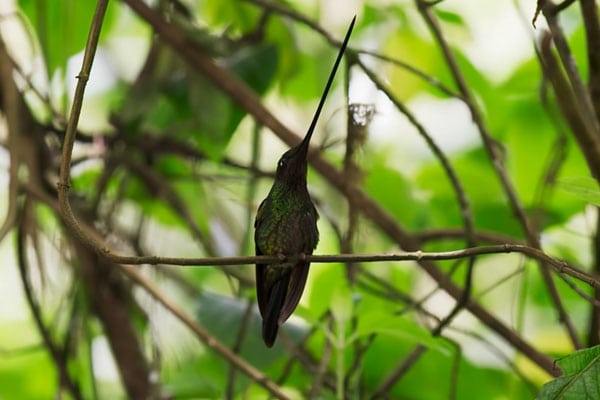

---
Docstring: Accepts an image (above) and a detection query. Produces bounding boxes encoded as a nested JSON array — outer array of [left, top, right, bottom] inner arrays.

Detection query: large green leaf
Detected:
[[0, 344, 57, 398], [536, 346, 600, 399], [355, 310, 448, 352], [361, 331, 533, 399], [196, 291, 307, 364], [365, 161, 430, 230], [117, 42, 277, 160], [556, 176, 600, 206], [19, 0, 116, 77]]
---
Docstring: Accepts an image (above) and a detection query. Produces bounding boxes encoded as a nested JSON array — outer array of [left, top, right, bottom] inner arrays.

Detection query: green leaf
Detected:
[[356, 310, 448, 353], [556, 176, 600, 206], [196, 291, 307, 362], [302, 262, 351, 324], [117, 43, 277, 160], [434, 9, 465, 25], [0, 342, 57, 398], [192, 43, 278, 158], [19, 0, 116, 77], [365, 161, 430, 230], [199, 1, 259, 32], [536, 346, 600, 399]]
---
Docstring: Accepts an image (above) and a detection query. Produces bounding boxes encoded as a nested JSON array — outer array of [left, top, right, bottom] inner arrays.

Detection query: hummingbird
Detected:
[[254, 17, 356, 347]]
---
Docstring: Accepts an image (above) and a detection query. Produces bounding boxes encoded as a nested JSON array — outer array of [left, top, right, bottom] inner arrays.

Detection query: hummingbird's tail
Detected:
[[262, 274, 290, 347]]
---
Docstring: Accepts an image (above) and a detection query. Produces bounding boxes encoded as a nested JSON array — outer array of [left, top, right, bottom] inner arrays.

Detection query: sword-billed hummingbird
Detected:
[[254, 17, 355, 347]]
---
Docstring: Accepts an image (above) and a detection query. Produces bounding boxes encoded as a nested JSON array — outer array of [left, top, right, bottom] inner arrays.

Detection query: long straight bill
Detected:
[[300, 16, 356, 148]]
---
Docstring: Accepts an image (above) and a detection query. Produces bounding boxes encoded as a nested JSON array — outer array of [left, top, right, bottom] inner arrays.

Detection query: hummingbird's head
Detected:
[[275, 136, 310, 188]]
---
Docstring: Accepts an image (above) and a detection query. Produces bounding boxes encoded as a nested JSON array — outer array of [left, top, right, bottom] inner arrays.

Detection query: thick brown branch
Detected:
[[74, 242, 153, 398], [580, 0, 600, 119], [539, 33, 600, 180]]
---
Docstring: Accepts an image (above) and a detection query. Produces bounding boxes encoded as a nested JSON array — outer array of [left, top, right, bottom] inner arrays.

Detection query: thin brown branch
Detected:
[[74, 241, 153, 399], [57, 0, 108, 258], [241, 0, 333, 42]]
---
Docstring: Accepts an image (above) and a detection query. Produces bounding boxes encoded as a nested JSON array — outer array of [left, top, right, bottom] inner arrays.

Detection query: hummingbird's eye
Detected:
[[278, 158, 287, 169]]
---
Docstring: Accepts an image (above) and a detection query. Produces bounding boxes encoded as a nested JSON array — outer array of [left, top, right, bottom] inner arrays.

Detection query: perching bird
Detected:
[[254, 16, 356, 347]]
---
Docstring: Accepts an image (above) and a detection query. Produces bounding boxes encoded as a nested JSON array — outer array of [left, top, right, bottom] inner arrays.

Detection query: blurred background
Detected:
[[0, 0, 598, 398]]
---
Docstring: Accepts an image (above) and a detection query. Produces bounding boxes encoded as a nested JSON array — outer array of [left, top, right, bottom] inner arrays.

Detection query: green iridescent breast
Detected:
[[254, 186, 319, 256]]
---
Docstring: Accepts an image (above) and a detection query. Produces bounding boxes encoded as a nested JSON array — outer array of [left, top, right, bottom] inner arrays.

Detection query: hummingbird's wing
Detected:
[[255, 253, 268, 319], [254, 198, 266, 230], [262, 271, 290, 347], [278, 207, 318, 323], [254, 199, 268, 318], [278, 261, 309, 324]]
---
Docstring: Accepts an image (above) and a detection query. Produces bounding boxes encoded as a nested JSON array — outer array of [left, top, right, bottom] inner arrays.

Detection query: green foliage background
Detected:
[[0, 0, 599, 399]]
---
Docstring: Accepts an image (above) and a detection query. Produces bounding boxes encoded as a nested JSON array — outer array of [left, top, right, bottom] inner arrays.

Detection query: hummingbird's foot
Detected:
[[299, 252, 307, 261], [276, 252, 287, 262]]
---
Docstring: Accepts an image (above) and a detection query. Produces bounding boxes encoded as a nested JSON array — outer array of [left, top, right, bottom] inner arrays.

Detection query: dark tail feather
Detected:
[[262, 275, 289, 347]]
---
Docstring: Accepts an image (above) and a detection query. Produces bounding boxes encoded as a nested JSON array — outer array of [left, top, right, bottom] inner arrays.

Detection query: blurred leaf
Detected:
[[117, 42, 277, 160], [123, 175, 184, 228], [417, 148, 525, 236], [556, 176, 600, 206], [196, 291, 307, 365], [304, 262, 346, 320], [365, 161, 430, 230], [435, 9, 465, 25], [278, 44, 330, 102], [156, 155, 194, 179], [362, 332, 533, 399], [19, 0, 116, 77], [194, 43, 278, 158], [356, 310, 448, 352], [265, 17, 297, 84], [198, 1, 259, 32], [536, 346, 600, 399], [0, 349, 57, 398]]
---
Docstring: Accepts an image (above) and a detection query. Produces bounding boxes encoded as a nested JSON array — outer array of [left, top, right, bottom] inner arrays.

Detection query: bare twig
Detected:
[[57, 0, 109, 254]]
